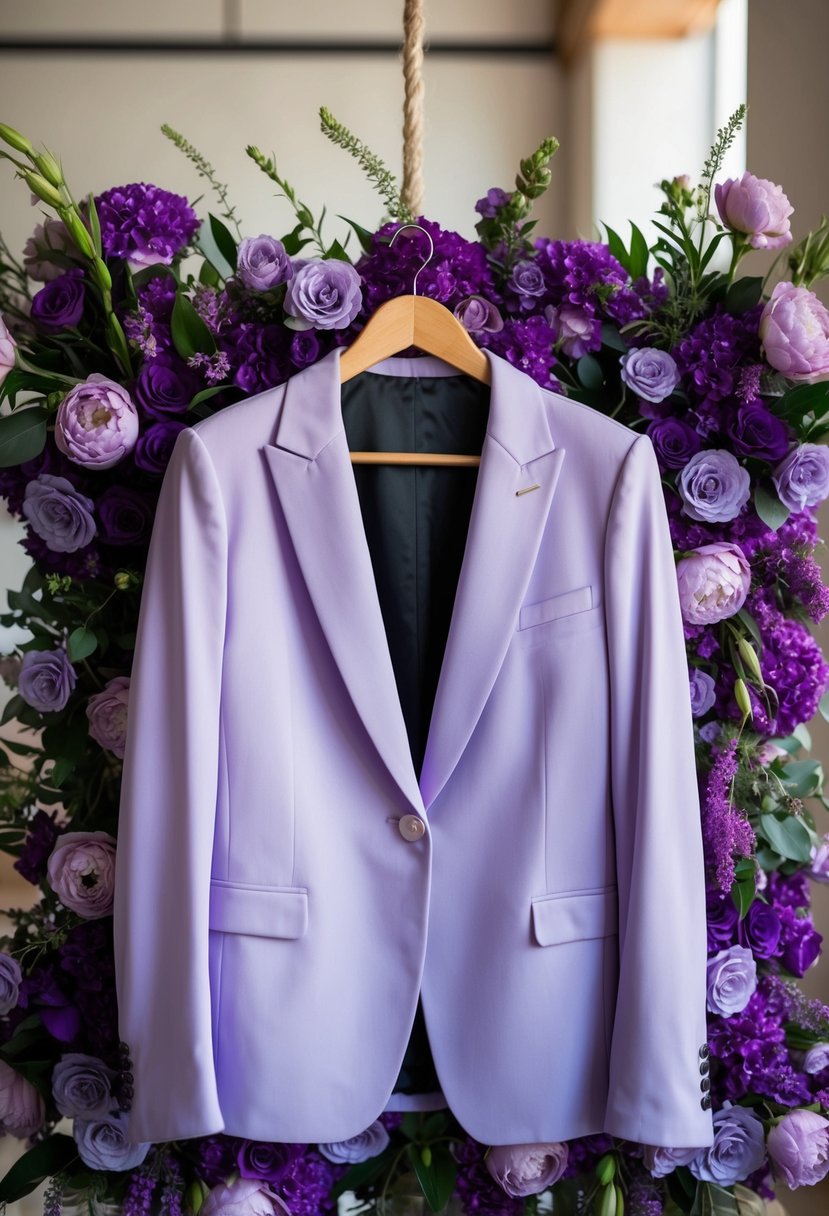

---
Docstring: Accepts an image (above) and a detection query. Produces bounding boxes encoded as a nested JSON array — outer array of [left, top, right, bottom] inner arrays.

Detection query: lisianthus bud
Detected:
[[0, 123, 34, 155], [23, 172, 63, 209], [33, 150, 63, 190], [113, 571, 132, 591], [734, 677, 753, 720], [736, 636, 764, 686], [93, 257, 112, 291], [60, 211, 95, 259]]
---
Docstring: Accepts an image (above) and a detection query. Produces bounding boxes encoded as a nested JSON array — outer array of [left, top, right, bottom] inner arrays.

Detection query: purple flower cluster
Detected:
[[701, 739, 755, 891], [95, 183, 199, 268], [672, 307, 763, 435], [533, 238, 664, 328], [452, 1138, 523, 1216]]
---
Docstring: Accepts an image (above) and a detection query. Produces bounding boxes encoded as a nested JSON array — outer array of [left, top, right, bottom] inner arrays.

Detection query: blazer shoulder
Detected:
[[539, 386, 643, 461], [188, 381, 289, 455]]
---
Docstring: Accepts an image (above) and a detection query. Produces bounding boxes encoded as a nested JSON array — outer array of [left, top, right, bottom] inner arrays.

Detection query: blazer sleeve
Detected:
[[603, 433, 715, 1149], [113, 424, 227, 1144]]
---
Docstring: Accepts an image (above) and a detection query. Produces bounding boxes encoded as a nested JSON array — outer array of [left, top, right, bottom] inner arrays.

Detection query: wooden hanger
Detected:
[[340, 223, 491, 467]]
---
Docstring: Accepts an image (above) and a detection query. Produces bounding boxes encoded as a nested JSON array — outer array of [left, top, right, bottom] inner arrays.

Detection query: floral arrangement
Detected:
[[0, 103, 829, 1215]]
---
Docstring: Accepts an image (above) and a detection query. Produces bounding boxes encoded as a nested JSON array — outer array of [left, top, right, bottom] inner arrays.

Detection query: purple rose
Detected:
[[642, 1145, 700, 1178], [620, 348, 681, 403], [707, 890, 739, 950], [689, 1104, 766, 1186], [236, 1140, 301, 1182], [780, 915, 822, 977], [760, 282, 829, 382], [319, 1118, 390, 1164], [95, 182, 199, 269], [455, 295, 504, 334], [678, 449, 751, 522], [509, 260, 546, 305], [73, 1110, 150, 1170], [135, 353, 200, 418], [237, 235, 293, 292], [202, 1179, 290, 1216], [47, 831, 117, 919], [0, 953, 22, 1015], [284, 259, 362, 331], [486, 1142, 569, 1197], [18, 647, 77, 713], [21, 473, 97, 553], [30, 269, 86, 332], [475, 187, 510, 218], [95, 485, 155, 546], [772, 443, 829, 512], [689, 668, 716, 717], [52, 1052, 118, 1119], [728, 402, 790, 463], [0, 316, 16, 388], [86, 676, 130, 758], [647, 418, 702, 470], [55, 374, 140, 469], [289, 330, 321, 369], [737, 901, 781, 960], [767, 1109, 829, 1187], [545, 304, 600, 358], [133, 419, 188, 475], [676, 543, 751, 626], [803, 1043, 829, 1074], [715, 172, 793, 251], [706, 945, 757, 1016], [0, 1059, 45, 1139]]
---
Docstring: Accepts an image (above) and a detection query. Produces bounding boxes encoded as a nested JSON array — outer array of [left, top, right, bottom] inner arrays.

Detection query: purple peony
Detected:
[[728, 401, 790, 463], [715, 172, 793, 251], [0, 1059, 45, 1139], [678, 449, 751, 522], [707, 945, 758, 1016], [52, 1052, 118, 1119], [767, 1109, 829, 1187], [47, 831, 117, 919], [21, 473, 97, 553], [642, 1145, 700, 1178], [0, 953, 22, 1015], [284, 258, 362, 331], [676, 543, 751, 626], [86, 676, 130, 758], [202, 1179, 290, 1216], [135, 353, 200, 418], [74, 1110, 150, 1170], [454, 295, 504, 334], [647, 417, 702, 470], [54, 375, 140, 469], [620, 347, 681, 403], [318, 1118, 390, 1164], [95, 182, 199, 269], [236, 235, 293, 292], [760, 282, 829, 382], [17, 647, 77, 712], [690, 1104, 766, 1185], [486, 1142, 569, 1197], [772, 443, 829, 511], [689, 668, 716, 717], [30, 269, 86, 332]]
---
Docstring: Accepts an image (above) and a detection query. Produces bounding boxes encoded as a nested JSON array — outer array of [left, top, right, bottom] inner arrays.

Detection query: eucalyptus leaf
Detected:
[[66, 625, 97, 662], [753, 483, 789, 531], [691, 1181, 739, 1216], [781, 758, 824, 798], [758, 812, 814, 862], [793, 723, 813, 752], [0, 405, 48, 468], [577, 355, 604, 389], [600, 323, 628, 352], [820, 690, 829, 723]]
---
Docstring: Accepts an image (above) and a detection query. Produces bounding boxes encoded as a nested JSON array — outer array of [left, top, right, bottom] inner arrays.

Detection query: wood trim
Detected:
[[557, 0, 721, 64]]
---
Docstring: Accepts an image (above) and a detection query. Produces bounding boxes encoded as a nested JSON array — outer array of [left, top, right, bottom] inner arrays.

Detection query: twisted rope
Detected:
[[401, 0, 425, 217]]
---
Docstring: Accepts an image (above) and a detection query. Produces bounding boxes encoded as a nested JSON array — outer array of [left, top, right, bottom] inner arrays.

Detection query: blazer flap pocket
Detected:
[[531, 886, 618, 946], [519, 585, 593, 630], [209, 880, 308, 939]]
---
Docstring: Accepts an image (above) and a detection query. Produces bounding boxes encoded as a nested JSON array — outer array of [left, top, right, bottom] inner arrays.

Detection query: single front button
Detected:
[[398, 814, 426, 842]]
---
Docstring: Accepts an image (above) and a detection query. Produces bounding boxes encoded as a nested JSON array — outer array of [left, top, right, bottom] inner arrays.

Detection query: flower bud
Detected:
[[33, 150, 62, 189], [93, 257, 112, 291], [59, 211, 95, 259], [596, 1182, 617, 1216], [614, 1184, 625, 1216], [737, 635, 764, 687], [0, 123, 34, 155], [596, 1154, 616, 1186], [114, 571, 132, 591], [185, 1180, 208, 1214], [23, 171, 63, 209], [420, 1145, 432, 1168], [734, 676, 753, 721]]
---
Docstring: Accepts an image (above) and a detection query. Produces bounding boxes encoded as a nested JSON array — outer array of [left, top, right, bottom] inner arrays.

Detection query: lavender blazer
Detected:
[[113, 346, 715, 1150]]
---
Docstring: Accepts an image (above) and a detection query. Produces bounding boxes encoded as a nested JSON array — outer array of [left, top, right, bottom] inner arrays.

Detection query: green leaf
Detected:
[[209, 213, 238, 270], [199, 259, 221, 287], [324, 237, 351, 262], [408, 1143, 458, 1214], [282, 223, 313, 257], [49, 756, 76, 787], [793, 723, 813, 752], [629, 223, 649, 280], [758, 812, 814, 862], [0, 368, 65, 404], [0, 406, 47, 468], [330, 1146, 397, 1199], [782, 758, 824, 798], [0, 694, 25, 726], [577, 355, 604, 389], [753, 483, 790, 531], [723, 277, 764, 314], [773, 381, 829, 421], [691, 1181, 739, 1216], [600, 323, 628, 353], [730, 870, 755, 920], [170, 292, 216, 360], [0, 1133, 79, 1204], [734, 1184, 766, 1216], [602, 223, 629, 273], [819, 690, 829, 723], [86, 192, 102, 258], [66, 625, 97, 662]]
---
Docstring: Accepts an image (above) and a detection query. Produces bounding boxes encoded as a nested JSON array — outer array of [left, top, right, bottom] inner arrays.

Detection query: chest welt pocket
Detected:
[[531, 886, 618, 946], [516, 585, 601, 646], [209, 879, 308, 939]]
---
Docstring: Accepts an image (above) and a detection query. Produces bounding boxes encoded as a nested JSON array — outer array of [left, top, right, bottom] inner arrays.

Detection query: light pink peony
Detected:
[[47, 831, 117, 918], [715, 172, 793, 250], [486, 1142, 569, 1197], [767, 1109, 829, 1187], [675, 542, 751, 626], [0, 316, 16, 388], [86, 675, 130, 758], [760, 282, 829, 382], [0, 1059, 46, 1138], [201, 1178, 291, 1216], [54, 374, 139, 469]]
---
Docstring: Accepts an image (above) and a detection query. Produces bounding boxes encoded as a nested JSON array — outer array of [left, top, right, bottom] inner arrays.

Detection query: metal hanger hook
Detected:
[[388, 222, 434, 297]]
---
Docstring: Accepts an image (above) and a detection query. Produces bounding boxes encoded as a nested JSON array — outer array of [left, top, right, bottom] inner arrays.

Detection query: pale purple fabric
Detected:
[[113, 347, 713, 1150]]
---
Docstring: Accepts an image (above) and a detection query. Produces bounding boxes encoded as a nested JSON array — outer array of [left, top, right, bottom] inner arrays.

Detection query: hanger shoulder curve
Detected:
[[339, 295, 490, 384]]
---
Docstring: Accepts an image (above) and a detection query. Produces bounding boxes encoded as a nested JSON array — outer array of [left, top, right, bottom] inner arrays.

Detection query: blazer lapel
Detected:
[[418, 353, 565, 808]]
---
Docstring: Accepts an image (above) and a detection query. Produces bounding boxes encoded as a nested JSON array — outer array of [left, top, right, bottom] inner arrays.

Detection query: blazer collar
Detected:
[[263, 346, 566, 813]]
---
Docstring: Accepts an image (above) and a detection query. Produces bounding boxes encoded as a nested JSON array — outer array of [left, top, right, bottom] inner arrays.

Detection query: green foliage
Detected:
[[245, 143, 335, 255], [474, 134, 559, 281], [161, 124, 243, 238], [319, 106, 413, 224], [0, 1134, 78, 1204]]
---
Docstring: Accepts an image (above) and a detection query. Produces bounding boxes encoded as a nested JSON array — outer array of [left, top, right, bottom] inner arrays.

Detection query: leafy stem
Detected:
[[319, 106, 413, 224], [245, 145, 328, 255], [161, 124, 243, 239]]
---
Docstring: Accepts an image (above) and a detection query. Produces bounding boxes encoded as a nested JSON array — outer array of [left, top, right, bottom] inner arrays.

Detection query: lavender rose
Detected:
[[85, 676, 130, 758], [689, 1104, 766, 1186], [52, 1052, 118, 1119], [620, 348, 681, 403], [546, 304, 600, 358], [767, 1109, 829, 1187], [772, 443, 829, 511], [18, 647, 77, 712], [284, 259, 362, 331], [678, 449, 751, 522], [0, 953, 22, 1015], [0, 1059, 45, 1138], [47, 831, 117, 919], [318, 1118, 390, 1164], [810, 836, 829, 883], [803, 1043, 829, 1074], [642, 1145, 700, 1178], [715, 172, 793, 250], [760, 282, 829, 381], [509, 260, 546, 305], [237, 235, 293, 292], [706, 945, 757, 1016], [729, 401, 790, 463], [486, 1142, 569, 1197], [202, 1179, 290, 1216], [54, 374, 140, 469], [676, 543, 751, 626], [0, 315, 17, 386], [689, 669, 716, 717], [73, 1110, 150, 1170], [30, 269, 86, 332], [22, 473, 97, 553], [455, 295, 504, 334], [647, 418, 702, 470]]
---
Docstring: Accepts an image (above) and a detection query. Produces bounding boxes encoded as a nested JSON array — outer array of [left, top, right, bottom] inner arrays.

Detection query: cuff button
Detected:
[[701, 1094, 712, 1110], [700, 1077, 711, 1093], [699, 1043, 710, 1060]]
